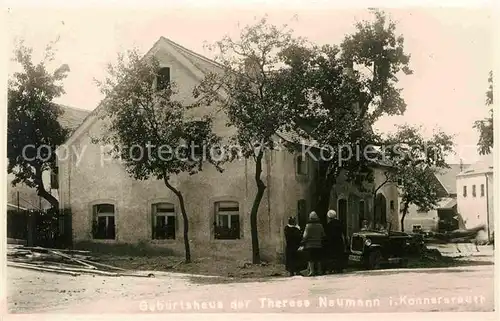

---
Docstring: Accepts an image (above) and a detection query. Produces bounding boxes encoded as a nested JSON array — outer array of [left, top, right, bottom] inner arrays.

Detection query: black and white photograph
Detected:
[[1, 0, 497, 317]]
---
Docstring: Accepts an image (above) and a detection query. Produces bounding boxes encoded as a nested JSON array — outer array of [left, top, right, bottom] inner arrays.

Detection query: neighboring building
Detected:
[[57, 37, 400, 261], [399, 164, 469, 233], [456, 155, 494, 242], [7, 105, 90, 210]]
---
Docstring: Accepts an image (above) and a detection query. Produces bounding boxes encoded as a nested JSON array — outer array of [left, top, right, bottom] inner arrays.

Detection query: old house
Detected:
[[456, 154, 494, 242], [57, 37, 399, 261], [399, 164, 470, 233]]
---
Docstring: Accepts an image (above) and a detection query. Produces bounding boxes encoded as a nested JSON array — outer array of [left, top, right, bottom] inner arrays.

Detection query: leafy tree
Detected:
[[194, 18, 301, 263], [376, 124, 454, 231], [474, 71, 493, 155], [7, 41, 70, 209], [279, 9, 413, 222], [96, 50, 223, 263]]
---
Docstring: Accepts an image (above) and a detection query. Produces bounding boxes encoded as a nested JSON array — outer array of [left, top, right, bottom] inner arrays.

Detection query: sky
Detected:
[[4, 4, 495, 164]]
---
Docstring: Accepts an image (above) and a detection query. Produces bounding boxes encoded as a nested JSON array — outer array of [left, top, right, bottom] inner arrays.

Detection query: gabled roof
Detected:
[[57, 104, 90, 132], [434, 164, 470, 195], [62, 37, 224, 147]]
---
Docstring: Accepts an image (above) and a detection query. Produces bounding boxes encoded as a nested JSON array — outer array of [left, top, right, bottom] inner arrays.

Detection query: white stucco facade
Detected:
[[456, 166, 494, 241]]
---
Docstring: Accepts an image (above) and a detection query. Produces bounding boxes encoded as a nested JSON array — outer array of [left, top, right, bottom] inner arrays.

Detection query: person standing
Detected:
[[302, 211, 325, 276], [325, 210, 346, 274], [284, 217, 302, 276]]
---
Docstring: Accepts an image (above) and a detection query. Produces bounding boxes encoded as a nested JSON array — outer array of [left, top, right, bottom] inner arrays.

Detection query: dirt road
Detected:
[[8, 262, 494, 313]]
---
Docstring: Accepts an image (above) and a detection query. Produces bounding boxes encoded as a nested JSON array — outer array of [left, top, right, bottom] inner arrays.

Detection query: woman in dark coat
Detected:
[[302, 211, 325, 276], [325, 210, 346, 274], [284, 217, 302, 276]]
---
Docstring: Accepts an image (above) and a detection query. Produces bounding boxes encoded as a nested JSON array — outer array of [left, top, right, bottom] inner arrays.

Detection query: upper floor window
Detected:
[[296, 154, 308, 175], [156, 67, 171, 91], [92, 203, 115, 239], [152, 203, 176, 240], [214, 201, 240, 240], [472, 184, 477, 197], [463, 186, 467, 197], [481, 184, 485, 197]]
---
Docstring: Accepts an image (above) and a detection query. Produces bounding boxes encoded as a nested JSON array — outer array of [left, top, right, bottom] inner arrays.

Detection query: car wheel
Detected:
[[366, 250, 382, 270]]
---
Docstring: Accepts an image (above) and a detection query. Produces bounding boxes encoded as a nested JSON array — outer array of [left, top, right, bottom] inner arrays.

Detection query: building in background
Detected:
[[456, 154, 494, 242], [6, 105, 90, 210], [399, 164, 469, 233]]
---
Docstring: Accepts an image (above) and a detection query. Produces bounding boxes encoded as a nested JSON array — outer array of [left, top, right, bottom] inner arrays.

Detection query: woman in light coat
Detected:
[[302, 211, 325, 276]]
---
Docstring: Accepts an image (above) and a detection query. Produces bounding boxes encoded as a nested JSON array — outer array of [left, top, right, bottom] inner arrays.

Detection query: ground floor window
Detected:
[[92, 203, 115, 239], [152, 203, 176, 240], [214, 201, 240, 239]]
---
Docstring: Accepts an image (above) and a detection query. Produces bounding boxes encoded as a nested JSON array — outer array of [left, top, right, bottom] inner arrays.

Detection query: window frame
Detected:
[[92, 203, 116, 240], [481, 184, 485, 197], [214, 201, 240, 240], [156, 66, 171, 91], [151, 202, 177, 240], [472, 184, 477, 197], [463, 185, 467, 197]]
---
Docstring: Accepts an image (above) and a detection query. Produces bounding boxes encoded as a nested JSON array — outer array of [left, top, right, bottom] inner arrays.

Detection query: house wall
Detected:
[[456, 171, 494, 241], [57, 44, 315, 262], [398, 200, 439, 232], [329, 168, 400, 235]]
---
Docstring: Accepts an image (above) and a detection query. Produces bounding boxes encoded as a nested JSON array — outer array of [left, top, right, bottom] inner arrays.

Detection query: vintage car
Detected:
[[348, 229, 424, 269]]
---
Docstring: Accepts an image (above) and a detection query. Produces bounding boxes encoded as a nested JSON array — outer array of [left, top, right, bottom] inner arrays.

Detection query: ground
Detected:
[[7, 245, 495, 313]]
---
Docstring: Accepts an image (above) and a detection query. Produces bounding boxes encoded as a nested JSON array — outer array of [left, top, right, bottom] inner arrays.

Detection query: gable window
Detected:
[[152, 203, 176, 240], [156, 67, 171, 91], [472, 184, 477, 197], [92, 204, 115, 239], [50, 167, 59, 190], [214, 201, 240, 240], [463, 186, 467, 197], [481, 184, 485, 197], [296, 155, 308, 175]]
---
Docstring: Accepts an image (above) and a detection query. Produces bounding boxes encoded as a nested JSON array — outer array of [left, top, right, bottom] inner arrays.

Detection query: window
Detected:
[[296, 155, 308, 175], [92, 204, 115, 239], [152, 203, 176, 240], [390, 200, 395, 211], [214, 201, 240, 240], [50, 167, 59, 189], [472, 185, 477, 197], [156, 67, 171, 91], [481, 184, 485, 197], [358, 200, 365, 229], [463, 186, 467, 197], [412, 225, 422, 233], [397, 178, 403, 186]]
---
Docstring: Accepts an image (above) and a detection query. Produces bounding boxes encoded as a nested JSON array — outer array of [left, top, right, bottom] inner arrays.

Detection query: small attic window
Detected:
[[156, 67, 171, 91]]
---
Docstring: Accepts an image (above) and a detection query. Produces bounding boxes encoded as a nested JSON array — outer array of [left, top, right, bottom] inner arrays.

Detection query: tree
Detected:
[[7, 41, 70, 209], [194, 18, 301, 263], [474, 71, 493, 155], [95, 50, 223, 263], [378, 124, 454, 231], [279, 9, 413, 222]]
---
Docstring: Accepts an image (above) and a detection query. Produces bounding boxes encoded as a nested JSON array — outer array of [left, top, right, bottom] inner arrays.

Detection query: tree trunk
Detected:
[[250, 151, 266, 264], [37, 188, 59, 209], [314, 162, 337, 227], [400, 201, 409, 232], [164, 178, 191, 263]]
